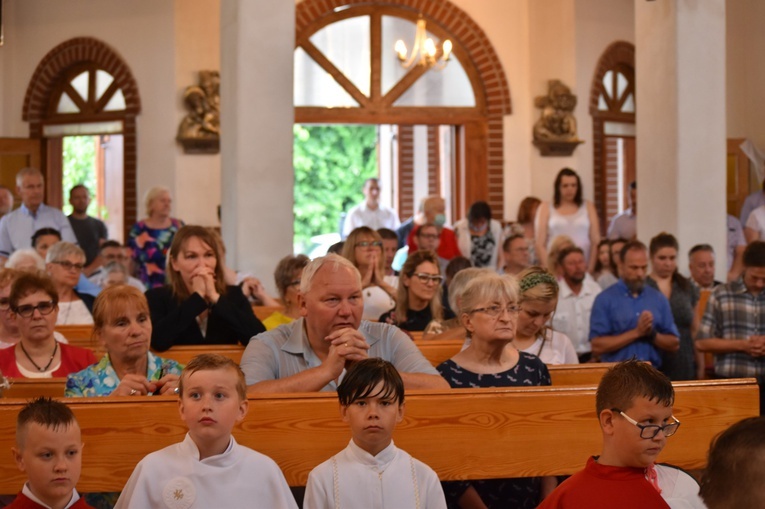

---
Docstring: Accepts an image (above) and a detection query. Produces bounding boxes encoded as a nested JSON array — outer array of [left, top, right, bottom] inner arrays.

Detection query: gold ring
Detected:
[[129, 389, 138, 396]]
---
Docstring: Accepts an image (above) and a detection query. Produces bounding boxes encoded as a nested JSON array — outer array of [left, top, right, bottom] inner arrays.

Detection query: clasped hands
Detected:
[[190, 267, 220, 304], [321, 328, 370, 379], [116, 373, 180, 396]]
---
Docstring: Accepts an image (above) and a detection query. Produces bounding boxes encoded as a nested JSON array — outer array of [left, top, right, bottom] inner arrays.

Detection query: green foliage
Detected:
[[62, 136, 98, 216], [293, 124, 377, 252]]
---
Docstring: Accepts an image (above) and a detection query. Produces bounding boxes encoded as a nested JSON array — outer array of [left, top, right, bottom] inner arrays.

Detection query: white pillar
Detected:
[[220, 0, 294, 294], [635, 0, 727, 278]]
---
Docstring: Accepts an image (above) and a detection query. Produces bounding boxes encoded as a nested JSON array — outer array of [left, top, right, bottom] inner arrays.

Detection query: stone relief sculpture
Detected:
[[177, 70, 220, 154], [533, 79, 583, 156]]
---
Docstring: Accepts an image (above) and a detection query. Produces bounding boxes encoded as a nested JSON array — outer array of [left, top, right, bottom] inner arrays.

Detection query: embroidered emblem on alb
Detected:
[[163, 477, 196, 509]]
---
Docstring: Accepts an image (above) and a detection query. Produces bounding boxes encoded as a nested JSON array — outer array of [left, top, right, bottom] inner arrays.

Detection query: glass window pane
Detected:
[[392, 58, 475, 107], [602, 70, 613, 98], [294, 47, 359, 107], [616, 72, 628, 98], [70, 71, 89, 102], [103, 89, 126, 111], [95, 70, 114, 101], [382, 16, 421, 96], [57, 92, 80, 114], [309, 16, 370, 97], [598, 94, 608, 111], [622, 93, 635, 113]]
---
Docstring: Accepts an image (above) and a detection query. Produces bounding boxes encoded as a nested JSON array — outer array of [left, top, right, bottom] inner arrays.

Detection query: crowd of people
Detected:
[[1, 165, 764, 508]]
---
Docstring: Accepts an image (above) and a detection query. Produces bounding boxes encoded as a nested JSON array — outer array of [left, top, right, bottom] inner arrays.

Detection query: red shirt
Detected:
[[6, 492, 95, 509], [0, 342, 97, 378], [407, 225, 461, 260]]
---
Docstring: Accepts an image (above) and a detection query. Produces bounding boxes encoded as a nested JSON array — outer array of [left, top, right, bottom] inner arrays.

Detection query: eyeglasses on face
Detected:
[[470, 304, 520, 318], [103, 254, 128, 261], [355, 241, 383, 248], [14, 301, 57, 318], [418, 234, 439, 241], [0, 297, 10, 311], [612, 408, 681, 439], [412, 273, 444, 285], [52, 260, 84, 272]]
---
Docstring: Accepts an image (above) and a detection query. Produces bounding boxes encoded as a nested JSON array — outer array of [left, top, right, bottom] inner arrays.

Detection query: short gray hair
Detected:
[[6, 249, 45, 271], [15, 167, 43, 187], [46, 242, 85, 264], [448, 267, 492, 313], [300, 254, 361, 295], [143, 186, 171, 218], [459, 272, 519, 315]]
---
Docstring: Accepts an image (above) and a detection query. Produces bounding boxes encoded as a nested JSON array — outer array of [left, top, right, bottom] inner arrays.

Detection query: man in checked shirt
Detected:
[[697, 241, 765, 384]]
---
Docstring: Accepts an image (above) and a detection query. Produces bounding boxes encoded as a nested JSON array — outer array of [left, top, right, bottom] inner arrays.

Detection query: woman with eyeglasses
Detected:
[[514, 267, 578, 364], [437, 272, 553, 508], [379, 250, 443, 332], [262, 254, 309, 330], [45, 241, 95, 325], [0, 272, 96, 377], [146, 225, 265, 351], [341, 227, 396, 321]]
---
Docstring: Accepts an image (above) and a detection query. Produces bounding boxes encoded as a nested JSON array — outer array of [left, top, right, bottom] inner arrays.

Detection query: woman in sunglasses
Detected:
[[45, 241, 95, 325], [379, 250, 443, 333], [0, 272, 96, 377], [341, 227, 397, 320]]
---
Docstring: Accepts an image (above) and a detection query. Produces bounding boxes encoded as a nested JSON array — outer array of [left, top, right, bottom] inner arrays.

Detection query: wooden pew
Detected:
[[414, 339, 462, 366], [547, 363, 615, 386], [0, 379, 757, 492], [0, 378, 67, 398], [156, 345, 245, 366], [252, 305, 284, 322]]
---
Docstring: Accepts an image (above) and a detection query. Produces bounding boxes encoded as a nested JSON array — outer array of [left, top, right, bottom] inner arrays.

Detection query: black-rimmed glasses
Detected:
[[14, 301, 57, 318], [612, 408, 681, 439]]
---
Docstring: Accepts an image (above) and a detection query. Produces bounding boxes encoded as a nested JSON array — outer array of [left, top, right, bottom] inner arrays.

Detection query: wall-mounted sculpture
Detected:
[[533, 79, 583, 156], [177, 70, 220, 154]]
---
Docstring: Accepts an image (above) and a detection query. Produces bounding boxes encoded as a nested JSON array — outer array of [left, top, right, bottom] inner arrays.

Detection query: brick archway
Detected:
[[22, 37, 141, 237], [296, 0, 511, 217], [589, 41, 635, 231]]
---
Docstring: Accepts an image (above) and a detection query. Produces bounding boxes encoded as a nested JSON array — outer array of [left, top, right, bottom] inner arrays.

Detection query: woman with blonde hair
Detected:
[[379, 250, 443, 332], [145, 225, 265, 351], [513, 266, 578, 364], [341, 226, 397, 320], [128, 186, 185, 288]]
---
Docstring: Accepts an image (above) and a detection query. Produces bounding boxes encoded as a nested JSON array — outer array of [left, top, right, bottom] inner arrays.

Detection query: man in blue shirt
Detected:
[[0, 167, 76, 262], [589, 240, 679, 367]]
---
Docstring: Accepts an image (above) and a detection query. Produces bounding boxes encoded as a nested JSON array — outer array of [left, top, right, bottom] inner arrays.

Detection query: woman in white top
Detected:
[[512, 266, 578, 365], [535, 168, 601, 271], [342, 227, 397, 321], [45, 242, 94, 325], [744, 204, 765, 243]]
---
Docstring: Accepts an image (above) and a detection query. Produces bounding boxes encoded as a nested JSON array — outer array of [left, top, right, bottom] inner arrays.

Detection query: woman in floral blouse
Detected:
[[65, 285, 182, 397], [128, 187, 184, 289]]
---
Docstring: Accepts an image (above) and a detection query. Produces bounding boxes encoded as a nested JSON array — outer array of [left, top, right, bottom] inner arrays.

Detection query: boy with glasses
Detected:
[[539, 360, 705, 508]]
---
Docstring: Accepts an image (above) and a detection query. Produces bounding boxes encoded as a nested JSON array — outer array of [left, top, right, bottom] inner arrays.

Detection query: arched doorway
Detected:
[[295, 0, 511, 222], [590, 41, 635, 233], [22, 37, 141, 239]]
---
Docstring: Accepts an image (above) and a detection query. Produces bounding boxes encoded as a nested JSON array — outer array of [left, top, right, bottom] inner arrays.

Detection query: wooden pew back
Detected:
[[157, 345, 244, 366], [0, 379, 757, 492]]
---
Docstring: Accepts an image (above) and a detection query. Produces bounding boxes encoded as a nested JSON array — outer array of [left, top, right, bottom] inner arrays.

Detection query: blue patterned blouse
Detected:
[[65, 351, 184, 397]]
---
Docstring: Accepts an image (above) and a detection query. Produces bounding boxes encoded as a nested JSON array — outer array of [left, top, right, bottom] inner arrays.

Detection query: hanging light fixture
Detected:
[[394, 15, 452, 70]]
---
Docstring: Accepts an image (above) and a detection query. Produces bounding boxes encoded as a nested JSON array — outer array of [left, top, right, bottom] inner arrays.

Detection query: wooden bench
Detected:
[[0, 379, 757, 492], [55, 325, 96, 349], [414, 339, 462, 366], [0, 378, 67, 398], [156, 344, 244, 366], [252, 305, 284, 322]]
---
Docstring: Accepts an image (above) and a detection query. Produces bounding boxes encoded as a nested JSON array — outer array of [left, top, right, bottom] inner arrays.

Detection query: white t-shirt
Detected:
[[519, 330, 579, 365], [56, 300, 94, 325]]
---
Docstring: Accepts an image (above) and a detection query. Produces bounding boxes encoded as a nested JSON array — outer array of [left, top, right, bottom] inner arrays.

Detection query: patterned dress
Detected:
[[65, 352, 183, 397], [127, 218, 184, 289], [437, 352, 551, 509]]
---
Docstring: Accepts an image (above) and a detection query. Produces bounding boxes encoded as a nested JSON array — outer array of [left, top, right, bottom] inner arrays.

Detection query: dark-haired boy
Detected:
[[10, 397, 94, 509], [304, 358, 446, 509], [539, 360, 705, 508], [115, 354, 297, 509]]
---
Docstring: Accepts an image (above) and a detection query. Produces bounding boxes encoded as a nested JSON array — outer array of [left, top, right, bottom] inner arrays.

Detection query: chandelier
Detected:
[[394, 16, 452, 70]]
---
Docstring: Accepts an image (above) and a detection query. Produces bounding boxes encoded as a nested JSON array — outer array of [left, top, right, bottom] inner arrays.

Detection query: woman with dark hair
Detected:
[[647, 232, 699, 380], [379, 250, 443, 332], [513, 196, 541, 265], [454, 200, 504, 269], [341, 226, 397, 320], [145, 225, 265, 351], [535, 168, 601, 272], [592, 238, 618, 289]]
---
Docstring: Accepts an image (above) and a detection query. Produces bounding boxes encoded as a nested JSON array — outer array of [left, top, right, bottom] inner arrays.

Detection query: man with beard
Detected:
[[589, 240, 679, 367], [552, 246, 602, 362]]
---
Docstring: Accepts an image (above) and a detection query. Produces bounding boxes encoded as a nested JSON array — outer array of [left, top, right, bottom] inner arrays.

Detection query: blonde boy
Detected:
[[539, 360, 705, 508], [304, 358, 446, 509], [10, 397, 94, 509], [115, 354, 297, 509]]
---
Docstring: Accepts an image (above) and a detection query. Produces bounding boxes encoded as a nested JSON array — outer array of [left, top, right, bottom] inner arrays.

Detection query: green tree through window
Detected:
[[62, 135, 98, 216], [293, 124, 377, 253]]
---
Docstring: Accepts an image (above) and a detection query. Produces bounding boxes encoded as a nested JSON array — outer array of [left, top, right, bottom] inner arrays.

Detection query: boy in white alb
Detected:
[[115, 354, 297, 509], [304, 358, 446, 509]]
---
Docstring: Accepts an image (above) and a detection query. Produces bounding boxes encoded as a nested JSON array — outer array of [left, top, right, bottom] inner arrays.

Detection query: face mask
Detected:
[[434, 214, 446, 227]]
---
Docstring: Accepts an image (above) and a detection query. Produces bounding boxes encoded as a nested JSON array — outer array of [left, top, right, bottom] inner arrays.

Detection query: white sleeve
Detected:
[[113, 459, 152, 509], [303, 468, 332, 509], [421, 466, 448, 509]]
